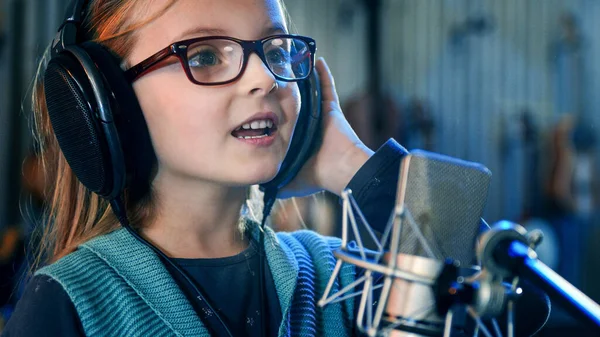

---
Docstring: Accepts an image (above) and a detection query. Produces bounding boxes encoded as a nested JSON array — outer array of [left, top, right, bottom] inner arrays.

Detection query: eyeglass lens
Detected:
[[186, 37, 312, 83]]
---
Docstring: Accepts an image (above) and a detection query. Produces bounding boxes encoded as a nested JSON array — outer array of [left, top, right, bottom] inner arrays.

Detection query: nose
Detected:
[[240, 53, 278, 96]]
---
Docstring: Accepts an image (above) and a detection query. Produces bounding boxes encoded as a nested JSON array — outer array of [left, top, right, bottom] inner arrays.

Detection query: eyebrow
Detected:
[[264, 23, 288, 35], [172, 23, 288, 43]]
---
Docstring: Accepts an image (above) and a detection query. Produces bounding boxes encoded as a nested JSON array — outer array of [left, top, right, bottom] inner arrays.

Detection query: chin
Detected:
[[247, 162, 282, 185], [251, 169, 280, 186]]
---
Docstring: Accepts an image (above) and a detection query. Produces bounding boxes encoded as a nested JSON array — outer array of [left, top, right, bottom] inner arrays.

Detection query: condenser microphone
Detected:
[[320, 150, 492, 337], [383, 150, 492, 336]]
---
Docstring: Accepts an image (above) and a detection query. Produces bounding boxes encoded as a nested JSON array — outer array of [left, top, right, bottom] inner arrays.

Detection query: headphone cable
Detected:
[[260, 189, 278, 337], [110, 196, 234, 337]]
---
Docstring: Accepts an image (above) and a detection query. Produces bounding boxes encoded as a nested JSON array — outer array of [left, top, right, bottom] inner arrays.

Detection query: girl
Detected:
[[3, 0, 549, 336], [4, 0, 387, 336]]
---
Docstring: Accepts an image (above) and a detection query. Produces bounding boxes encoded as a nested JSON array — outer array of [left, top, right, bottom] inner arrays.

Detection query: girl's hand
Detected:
[[278, 58, 373, 198]]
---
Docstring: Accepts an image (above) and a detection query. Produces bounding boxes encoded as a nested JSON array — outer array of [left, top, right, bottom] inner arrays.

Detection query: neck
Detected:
[[142, 170, 251, 259]]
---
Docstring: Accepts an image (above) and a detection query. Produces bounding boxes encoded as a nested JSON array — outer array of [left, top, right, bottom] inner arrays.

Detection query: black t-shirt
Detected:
[[166, 239, 281, 337], [2, 275, 85, 337]]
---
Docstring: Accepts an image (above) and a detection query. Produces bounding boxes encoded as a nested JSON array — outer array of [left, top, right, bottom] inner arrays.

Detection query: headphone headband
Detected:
[[51, 0, 89, 56], [64, 0, 88, 24]]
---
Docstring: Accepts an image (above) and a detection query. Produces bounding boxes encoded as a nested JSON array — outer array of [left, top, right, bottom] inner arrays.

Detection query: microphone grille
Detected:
[[397, 150, 491, 266]]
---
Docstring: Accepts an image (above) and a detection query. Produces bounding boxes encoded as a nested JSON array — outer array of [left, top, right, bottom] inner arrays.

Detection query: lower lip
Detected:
[[233, 130, 277, 147]]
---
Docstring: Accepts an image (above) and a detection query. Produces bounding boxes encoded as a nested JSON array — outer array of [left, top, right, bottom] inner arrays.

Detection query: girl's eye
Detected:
[[188, 50, 221, 68], [266, 48, 291, 66]]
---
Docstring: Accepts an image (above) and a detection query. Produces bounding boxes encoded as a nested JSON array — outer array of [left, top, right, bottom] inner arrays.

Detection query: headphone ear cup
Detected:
[[79, 41, 156, 202], [259, 71, 322, 192], [43, 46, 125, 199]]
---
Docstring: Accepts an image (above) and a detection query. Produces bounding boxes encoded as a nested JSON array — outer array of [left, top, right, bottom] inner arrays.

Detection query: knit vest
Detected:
[[37, 223, 355, 336]]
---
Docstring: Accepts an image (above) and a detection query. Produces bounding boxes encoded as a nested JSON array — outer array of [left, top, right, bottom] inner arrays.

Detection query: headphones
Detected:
[[44, 0, 322, 207]]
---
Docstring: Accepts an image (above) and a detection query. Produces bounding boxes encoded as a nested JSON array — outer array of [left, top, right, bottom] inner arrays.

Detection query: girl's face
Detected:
[[128, 0, 301, 187]]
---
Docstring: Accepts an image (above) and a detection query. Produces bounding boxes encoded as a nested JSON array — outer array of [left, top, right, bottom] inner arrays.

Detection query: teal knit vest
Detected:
[[37, 223, 355, 336]]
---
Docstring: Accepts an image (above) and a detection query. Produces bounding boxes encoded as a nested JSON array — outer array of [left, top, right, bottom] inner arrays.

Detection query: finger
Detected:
[[315, 57, 340, 104]]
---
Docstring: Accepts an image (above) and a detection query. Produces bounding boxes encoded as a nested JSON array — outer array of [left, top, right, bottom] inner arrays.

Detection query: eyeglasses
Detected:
[[124, 34, 316, 85]]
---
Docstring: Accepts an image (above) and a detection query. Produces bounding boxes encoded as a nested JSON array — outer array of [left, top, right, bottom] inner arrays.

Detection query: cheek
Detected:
[[280, 84, 302, 144], [132, 78, 227, 165]]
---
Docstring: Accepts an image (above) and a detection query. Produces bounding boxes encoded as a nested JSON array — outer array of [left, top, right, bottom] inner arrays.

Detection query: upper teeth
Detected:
[[241, 119, 274, 130]]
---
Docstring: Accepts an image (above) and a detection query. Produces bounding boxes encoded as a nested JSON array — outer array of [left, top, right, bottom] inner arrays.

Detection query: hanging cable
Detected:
[[259, 187, 278, 337], [109, 196, 234, 337]]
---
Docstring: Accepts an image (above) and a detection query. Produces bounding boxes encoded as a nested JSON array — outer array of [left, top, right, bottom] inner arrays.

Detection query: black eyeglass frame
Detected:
[[124, 34, 316, 85]]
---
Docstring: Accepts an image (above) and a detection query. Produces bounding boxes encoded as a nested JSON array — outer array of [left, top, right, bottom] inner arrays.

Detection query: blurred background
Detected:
[[1, 0, 599, 335]]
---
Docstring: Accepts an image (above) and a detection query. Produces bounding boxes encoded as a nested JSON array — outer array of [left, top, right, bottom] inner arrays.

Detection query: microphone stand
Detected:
[[482, 222, 600, 331]]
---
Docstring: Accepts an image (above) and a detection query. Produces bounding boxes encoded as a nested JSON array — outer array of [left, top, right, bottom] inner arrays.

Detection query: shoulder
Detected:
[[2, 275, 84, 337], [247, 220, 348, 271], [35, 228, 131, 283], [31, 229, 139, 317], [246, 218, 342, 255], [272, 230, 357, 330], [276, 229, 342, 250], [274, 230, 350, 275], [34, 244, 108, 289]]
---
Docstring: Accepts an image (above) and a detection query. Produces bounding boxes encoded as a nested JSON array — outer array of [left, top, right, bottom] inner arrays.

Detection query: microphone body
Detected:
[[322, 150, 491, 336], [382, 150, 490, 336]]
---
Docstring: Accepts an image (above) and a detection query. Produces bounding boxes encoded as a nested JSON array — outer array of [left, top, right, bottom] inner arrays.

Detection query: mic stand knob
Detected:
[[434, 260, 520, 319], [467, 271, 521, 318], [477, 220, 529, 279]]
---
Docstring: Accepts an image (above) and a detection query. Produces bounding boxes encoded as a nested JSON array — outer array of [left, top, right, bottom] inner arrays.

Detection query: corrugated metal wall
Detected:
[[285, 0, 369, 102], [287, 0, 600, 222], [385, 0, 600, 222]]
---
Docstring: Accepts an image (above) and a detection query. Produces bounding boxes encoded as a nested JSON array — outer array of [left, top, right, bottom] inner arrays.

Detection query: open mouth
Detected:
[[231, 118, 278, 139]]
